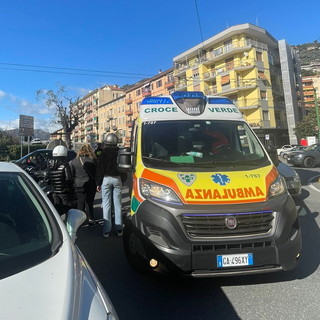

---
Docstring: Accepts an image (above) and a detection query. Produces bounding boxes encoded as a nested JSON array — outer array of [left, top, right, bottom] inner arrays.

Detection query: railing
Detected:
[[174, 40, 268, 71]]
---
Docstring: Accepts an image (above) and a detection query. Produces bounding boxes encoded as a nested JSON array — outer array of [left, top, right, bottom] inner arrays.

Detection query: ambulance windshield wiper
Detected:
[[142, 156, 188, 166]]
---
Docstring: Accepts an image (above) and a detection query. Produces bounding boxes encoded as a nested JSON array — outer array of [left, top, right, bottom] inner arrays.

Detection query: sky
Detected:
[[0, 0, 319, 133]]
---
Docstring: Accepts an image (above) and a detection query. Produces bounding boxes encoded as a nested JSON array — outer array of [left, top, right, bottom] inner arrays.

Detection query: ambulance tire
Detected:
[[123, 220, 150, 274]]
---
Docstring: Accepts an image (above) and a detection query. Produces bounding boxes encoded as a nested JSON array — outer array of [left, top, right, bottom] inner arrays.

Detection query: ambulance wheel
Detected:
[[123, 221, 150, 274]]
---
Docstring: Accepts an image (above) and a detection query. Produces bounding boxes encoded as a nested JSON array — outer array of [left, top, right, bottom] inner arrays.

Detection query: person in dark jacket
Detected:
[[46, 145, 74, 216], [96, 133, 123, 238], [69, 144, 97, 225], [94, 142, 103, 159]]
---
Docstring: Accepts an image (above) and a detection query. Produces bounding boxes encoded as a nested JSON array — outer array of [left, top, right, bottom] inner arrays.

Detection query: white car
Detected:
[[0, 162, 119, 320], [31, 138, 42, 145], [276, 144, 294, 156]]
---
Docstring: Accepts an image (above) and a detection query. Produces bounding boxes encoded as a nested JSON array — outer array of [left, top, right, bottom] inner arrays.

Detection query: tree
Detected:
[[36, 85, 84, 149], [294, 109, 318, 140]]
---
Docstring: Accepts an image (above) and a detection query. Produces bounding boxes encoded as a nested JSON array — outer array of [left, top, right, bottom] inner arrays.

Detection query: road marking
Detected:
[[308, 175, 320, 193]]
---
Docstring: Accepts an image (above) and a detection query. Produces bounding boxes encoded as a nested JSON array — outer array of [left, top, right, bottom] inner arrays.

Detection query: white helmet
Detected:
[[52, 145, 68, 157]]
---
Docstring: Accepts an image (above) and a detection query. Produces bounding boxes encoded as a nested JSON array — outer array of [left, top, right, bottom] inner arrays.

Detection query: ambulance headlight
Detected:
[[269, 176, 287, 198], [139, 179, 182, 204]]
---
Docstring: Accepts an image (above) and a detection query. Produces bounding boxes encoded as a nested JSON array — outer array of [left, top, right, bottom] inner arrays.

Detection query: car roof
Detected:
[[0, 161, 25, 173]]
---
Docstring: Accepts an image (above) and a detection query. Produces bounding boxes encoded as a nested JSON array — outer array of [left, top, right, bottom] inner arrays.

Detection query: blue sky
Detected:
[[0, 0, 319, 132]]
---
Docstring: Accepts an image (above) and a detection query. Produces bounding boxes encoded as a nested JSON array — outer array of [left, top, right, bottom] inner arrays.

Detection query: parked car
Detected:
[[31, 138, 42, 144], [0, 162, 119, 320], [287, 143, 320, 168], [277, 162, 301, 196], [276, 144, 294, 156], [13, 149, 77, 179], [280, 146, 306, 159]]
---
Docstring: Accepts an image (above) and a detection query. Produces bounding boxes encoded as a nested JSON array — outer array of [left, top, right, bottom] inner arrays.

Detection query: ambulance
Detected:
[[118, 91, 301, 277]]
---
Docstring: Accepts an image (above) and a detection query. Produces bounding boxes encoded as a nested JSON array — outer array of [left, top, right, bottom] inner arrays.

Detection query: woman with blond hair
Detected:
[[69, 144, 97, 225]]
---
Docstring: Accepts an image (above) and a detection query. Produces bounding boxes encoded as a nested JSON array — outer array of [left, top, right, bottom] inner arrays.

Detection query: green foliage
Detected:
[[294, 109, 318, 140]]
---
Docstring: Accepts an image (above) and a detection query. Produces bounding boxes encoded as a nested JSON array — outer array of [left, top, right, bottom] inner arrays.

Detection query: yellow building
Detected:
[[173, 23, 289, 145]]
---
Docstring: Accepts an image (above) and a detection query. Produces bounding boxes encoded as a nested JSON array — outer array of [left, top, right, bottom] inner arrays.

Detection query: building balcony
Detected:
[[165, 80, 174, 88], [220, 80, 257, 95], [203, 71, 217, 81], [125, 108, 133, 116], [204, 87, 218, 95], [126, 120, 133, 128], [142, 88, 152, 97], [202, 40, 267, 66], [125, 98, 132, 104], [176, 81, 188, 90]]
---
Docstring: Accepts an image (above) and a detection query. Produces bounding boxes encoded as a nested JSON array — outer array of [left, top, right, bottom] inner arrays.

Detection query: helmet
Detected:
[[52, 145, 68, 157], [105, 133, 118, 146]]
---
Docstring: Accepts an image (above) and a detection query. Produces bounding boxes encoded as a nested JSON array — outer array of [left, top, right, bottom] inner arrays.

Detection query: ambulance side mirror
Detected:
[[265, 145, 279, 166], [117, 147, 133, 172]]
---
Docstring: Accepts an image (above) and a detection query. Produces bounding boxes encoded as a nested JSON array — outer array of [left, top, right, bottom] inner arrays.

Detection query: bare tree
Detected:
[[36, 85, 84, 149]]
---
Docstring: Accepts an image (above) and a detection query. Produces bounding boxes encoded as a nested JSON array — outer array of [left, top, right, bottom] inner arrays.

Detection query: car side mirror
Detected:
[[117, 147, 133, 172], [66, 209, 86, 243], [265, 145, 279, 166]]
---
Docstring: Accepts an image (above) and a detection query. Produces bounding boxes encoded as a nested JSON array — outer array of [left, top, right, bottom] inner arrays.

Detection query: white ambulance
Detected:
[[118, 91, 301, 277]]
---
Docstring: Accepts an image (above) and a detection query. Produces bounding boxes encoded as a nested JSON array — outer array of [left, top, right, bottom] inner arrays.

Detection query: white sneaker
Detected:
[[103, 232, 110, 238], [117, 230, 123, 237]]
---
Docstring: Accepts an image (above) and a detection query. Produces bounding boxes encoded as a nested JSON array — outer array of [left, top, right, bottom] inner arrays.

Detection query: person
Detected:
[[69, 144, 97, 225], [96, 133, 123, 238], [46, 145, 74, 216], [94, 142, 103, 159]]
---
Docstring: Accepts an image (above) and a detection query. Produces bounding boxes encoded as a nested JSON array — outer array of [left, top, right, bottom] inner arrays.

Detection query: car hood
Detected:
[[0, 240, 115, 320]]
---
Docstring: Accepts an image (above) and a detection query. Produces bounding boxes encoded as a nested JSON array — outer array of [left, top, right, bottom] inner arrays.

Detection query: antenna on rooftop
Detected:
[[256, 17, 259, 26]]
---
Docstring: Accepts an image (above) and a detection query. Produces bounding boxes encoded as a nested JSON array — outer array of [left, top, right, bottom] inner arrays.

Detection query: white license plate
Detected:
[[217, 253, 253, 268]]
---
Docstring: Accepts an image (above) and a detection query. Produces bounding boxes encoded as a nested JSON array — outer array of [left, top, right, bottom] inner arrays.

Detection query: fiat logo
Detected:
[[225, 216, 237, 229]]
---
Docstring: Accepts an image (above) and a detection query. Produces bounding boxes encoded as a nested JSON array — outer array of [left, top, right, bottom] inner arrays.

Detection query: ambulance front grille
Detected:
[[181, 210, 274, 237]]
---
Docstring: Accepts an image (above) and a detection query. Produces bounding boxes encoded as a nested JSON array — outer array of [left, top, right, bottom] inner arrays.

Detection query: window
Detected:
[[136, 89, 141, 96], [263, 111, 269, 120], [256, 51, 263, 61], [156, 80, 162, 88], [261, 90, 267, 100]]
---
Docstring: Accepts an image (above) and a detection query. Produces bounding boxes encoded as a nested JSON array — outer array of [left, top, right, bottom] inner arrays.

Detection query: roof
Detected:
[[0, 162, 24, 173]]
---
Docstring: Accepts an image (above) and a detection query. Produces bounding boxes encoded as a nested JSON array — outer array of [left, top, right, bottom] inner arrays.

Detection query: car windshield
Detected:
[[0, 172, 61, 280], [141, 120, 270, 170]]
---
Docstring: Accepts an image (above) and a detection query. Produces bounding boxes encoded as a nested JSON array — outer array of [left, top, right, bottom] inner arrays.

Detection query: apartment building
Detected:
[[302, 75, 320, 110], [122, 69, 174, 145], [97, 94, 126, 143], [72, 85, 125, 143], [173, 23, 301, 146]]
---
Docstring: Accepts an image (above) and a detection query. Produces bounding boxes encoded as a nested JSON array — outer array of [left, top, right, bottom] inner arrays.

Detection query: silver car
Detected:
[[0, 162, 119, 320]]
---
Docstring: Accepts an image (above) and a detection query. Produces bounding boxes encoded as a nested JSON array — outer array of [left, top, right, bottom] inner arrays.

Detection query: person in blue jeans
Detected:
[[96, 133, 123, 238]]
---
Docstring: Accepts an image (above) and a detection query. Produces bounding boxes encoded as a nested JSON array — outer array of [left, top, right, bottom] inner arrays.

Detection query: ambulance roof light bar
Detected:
[[171, 91, 206, 116]]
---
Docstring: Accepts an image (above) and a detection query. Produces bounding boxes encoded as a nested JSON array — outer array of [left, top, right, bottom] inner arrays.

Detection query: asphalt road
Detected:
[[76, 167, 320, 320]]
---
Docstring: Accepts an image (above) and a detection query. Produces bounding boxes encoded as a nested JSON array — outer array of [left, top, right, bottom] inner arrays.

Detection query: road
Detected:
[[76, 166, 320, 320]]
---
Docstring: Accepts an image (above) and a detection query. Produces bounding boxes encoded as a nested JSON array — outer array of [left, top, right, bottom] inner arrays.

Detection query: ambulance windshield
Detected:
[[141, 120, 269, 170]]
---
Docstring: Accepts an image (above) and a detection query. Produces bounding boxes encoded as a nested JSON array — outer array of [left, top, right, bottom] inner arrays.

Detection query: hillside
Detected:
[[6, 128, 51, 140], [293, 42, 320, 73]]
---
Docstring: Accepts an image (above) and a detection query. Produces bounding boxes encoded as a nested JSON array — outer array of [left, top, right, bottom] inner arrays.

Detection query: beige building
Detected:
[[72, 85, 125, 143]]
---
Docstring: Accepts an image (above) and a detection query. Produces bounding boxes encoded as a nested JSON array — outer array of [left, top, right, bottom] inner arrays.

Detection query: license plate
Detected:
[[217, 253, 253, 268]]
